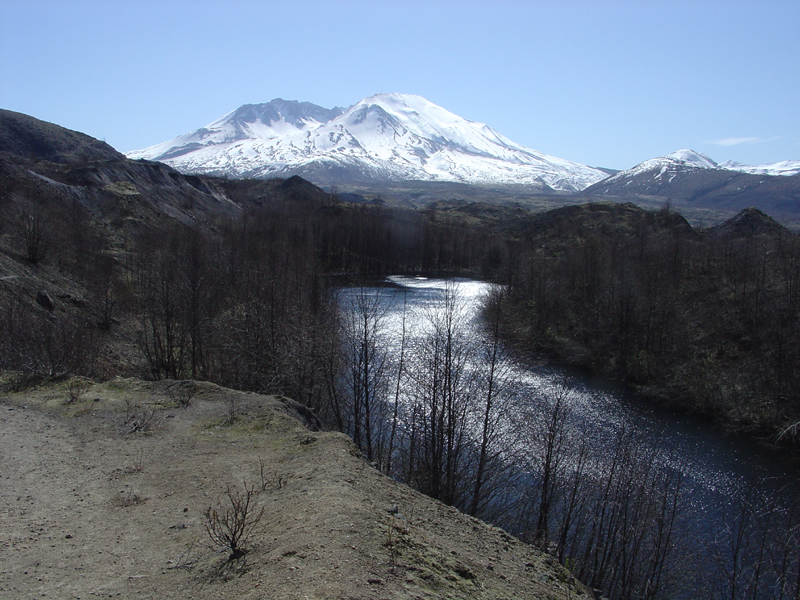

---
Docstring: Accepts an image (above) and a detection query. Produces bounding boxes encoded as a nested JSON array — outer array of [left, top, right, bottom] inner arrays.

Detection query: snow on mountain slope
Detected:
[[719, 159, 800, 177], [601, 149, 800, 187], [667, 149, 719, 169], [127, 93, 608, 191], [599, 149, 719, 186], [128, 100, 343, 163]]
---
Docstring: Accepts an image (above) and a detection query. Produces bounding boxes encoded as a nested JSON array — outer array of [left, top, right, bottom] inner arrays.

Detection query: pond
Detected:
[[339, 275, 800, 599]]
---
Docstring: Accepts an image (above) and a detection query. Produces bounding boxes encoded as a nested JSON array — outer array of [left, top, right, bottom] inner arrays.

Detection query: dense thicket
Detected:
[[0, 175, 505, 407], [500, 204, 800, 437]]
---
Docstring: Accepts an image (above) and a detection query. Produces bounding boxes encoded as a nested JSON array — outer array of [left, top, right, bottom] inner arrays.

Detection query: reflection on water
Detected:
[[348, 275, 800, 510], [340, 276, 800, 597]]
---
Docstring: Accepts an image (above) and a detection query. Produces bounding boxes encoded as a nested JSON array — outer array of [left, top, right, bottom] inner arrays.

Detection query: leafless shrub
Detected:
[[204, 480, 265, 561], [168, 381, 198, 408], [113, 489, 146, 507], [66, 377, 92, 403], [124, 397, 136, 421], [224, 394, 241, 424], [15, 198, 51, 264], [167, 538, 199, 572], [0, 302, 98, 379], [126, 449, 145, 473], [257, 458, 288, 492], [123, 401, 166, 434], [0, 372, 45, 393]]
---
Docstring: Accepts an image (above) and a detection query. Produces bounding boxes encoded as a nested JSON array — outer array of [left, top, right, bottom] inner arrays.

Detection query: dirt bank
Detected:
[[0, 376, 586, 599]]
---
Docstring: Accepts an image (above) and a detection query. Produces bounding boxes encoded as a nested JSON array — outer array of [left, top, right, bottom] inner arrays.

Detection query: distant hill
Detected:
[[0, 111, 337, 239], [706, 206, 791, 239], [0, 109, 124, 163]]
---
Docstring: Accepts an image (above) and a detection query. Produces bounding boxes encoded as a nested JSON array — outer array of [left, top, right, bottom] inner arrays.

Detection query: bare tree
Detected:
[[519, 378, 574, 546], [15, 198, 50, 264], [385, 289, 408, 476], [469, 285, 520, 519], [405, 281, 476, 506], [699, 477, 800, 600], [339, 285, 393, 462]]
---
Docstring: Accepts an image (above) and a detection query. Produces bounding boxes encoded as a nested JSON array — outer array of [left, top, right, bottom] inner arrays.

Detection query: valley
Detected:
[[1, 105, 800, 600]]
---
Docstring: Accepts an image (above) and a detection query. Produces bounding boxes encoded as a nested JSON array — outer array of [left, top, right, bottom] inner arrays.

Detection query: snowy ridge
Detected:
[[600, 149, 719, 186], [719, 159, 800, 177], [127, 93, 608, 191], [128, 100, 344, 162], [603, 149, 800, 186], [667, 149, 718, 169]]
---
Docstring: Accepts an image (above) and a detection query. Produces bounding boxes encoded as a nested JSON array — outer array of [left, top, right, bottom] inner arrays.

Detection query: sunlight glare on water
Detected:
[[344, 276, 800, 510]]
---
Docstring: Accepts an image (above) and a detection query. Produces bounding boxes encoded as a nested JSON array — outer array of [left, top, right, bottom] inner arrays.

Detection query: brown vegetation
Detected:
[[0, 378, 584, 599]]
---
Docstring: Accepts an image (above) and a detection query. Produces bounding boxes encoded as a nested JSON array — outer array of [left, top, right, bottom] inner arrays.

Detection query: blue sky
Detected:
[[1, 0, 798, 171]]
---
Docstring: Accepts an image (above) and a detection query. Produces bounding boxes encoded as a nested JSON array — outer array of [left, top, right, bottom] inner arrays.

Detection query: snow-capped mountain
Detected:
[[596, 149, 720, 188], [131, 100, 344, 163], [583, 149, 800, 217], [127, 93, 608, 192], [598, 149, 800, 187]]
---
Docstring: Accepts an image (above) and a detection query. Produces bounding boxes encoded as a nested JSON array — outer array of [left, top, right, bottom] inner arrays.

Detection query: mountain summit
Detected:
[[582, 148, 800, 217], [596, 149, 800, 187], [127, 93, 608, 191]]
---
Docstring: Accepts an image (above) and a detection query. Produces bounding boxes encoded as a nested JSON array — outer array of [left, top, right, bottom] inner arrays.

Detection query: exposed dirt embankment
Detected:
[[0, 377, 585, 600]]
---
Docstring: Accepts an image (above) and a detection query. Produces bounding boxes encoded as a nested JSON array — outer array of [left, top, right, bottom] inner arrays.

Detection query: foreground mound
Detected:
[[0, 377, 584, 599]]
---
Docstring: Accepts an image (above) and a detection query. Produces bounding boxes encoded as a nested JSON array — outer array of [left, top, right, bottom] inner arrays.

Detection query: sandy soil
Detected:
[[0, 376, 587, 600]]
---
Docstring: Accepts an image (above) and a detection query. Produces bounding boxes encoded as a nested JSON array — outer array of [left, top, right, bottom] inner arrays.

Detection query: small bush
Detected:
[[168, 381, 197, 408], [204, 481, 264, 561], [66, 377, 92, 403], [126, 449, 145, 473], [224, 395, 241, 424], [113, 489, 146, 507], [257, 458, 288, 492], [122, 400, 166, 434]]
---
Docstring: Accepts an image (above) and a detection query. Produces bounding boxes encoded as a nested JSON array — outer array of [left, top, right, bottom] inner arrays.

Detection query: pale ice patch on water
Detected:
[[378, 276, 492, 340], [385, 275, 489, 310]]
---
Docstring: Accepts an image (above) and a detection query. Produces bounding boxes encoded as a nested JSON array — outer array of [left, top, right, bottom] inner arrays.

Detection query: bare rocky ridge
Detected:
[[0, 377, 586, 599]]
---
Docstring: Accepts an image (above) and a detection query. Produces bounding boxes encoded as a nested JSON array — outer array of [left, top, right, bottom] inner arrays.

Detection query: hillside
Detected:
[[0, 109, 124, 164], [0, 108, 589, 600], [4, 108, 800, 599], [0, 377, 584, 600]]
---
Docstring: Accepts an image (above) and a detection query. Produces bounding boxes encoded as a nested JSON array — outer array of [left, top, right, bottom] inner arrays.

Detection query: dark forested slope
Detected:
[[497, 202, 800, 438]]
